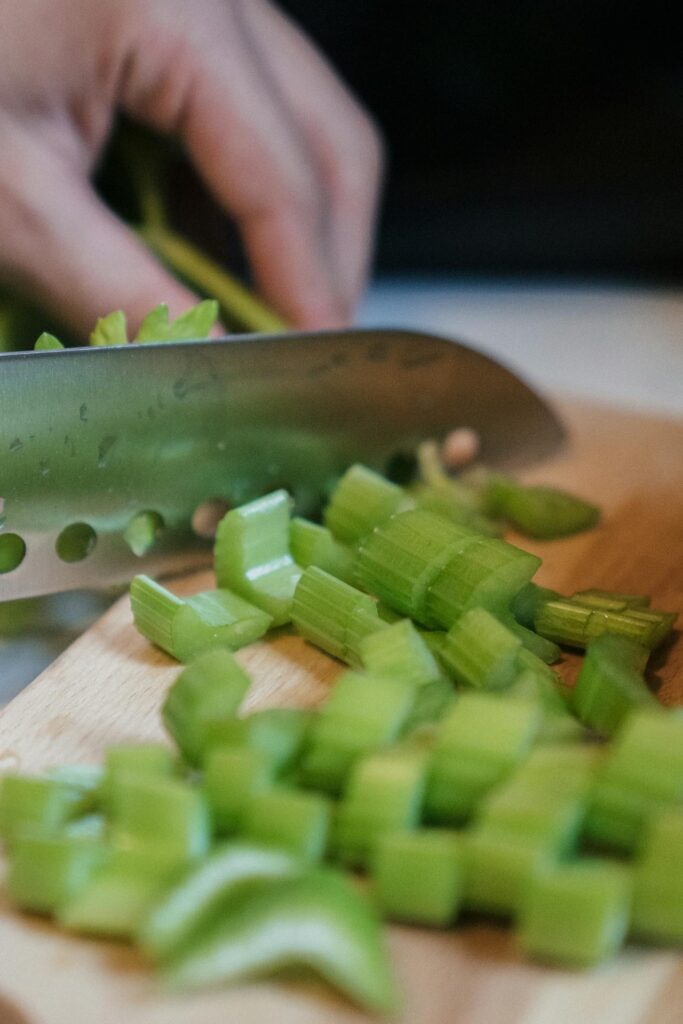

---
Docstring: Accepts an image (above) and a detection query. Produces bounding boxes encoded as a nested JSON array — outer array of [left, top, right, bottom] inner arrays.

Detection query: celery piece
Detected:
[[509, 655, 566, 715], [372, 829, 463, 927], [425, 537, 542, 629], [502, 614, 562, 664], [584, 710, 683, 852], [58, 849, 175, 939], [214, 490, 301, 626], [412, 481, 500, 535], [0, 775, 93, 846], [512, 582, 561, 629], [535, 597, 674, 651], [90, 309, 128, 346], [476, 786, 585, 854], [291, 566, 386, 664], [139, 842, 302, 961], [440, 608, 522, 690], [242, 788, 331, 864], [463, 831, 555, 917], [34, 331, 64, 350], [289, 517, 356, 585], [425, 695, 541, 824], [165, 869, 399, 1016], [130, 575, 272, 662], [103, 744, 174, 799], [573, 635, 656, 737], [204, 747, 276, 834], [512, 744, 605, 800], [203, 708, 312, 773], [484, 475, 600, 539], [324, 464, 409, 544], [570, 589, 651, 611], [162, 649, 251, 765], [7, 833, 107, 914], [109, 773, 210, 866], [359, 618, 442, 688], [631, 809, 683, 944], [334, 747, 429, 868], [518, 860, 631, 967], [355, 509, 479, 624], [134, 299, 218, 342], [300, 671, 418, 794]]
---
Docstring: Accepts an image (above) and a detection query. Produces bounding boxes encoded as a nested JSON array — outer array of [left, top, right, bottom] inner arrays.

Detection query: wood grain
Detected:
[[0, 399, 681, 1024]]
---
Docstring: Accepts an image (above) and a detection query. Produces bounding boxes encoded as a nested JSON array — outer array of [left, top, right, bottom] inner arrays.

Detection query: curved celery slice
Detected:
[[7, 833, 107, 914], [109, 773, 210, 867], [130, 575, 272, 663], [214, 490, 301, 626], [139, 842, 302, 961], [372, 829, 464, 926], [572, 635, 656, 736], [242, 787, 331, 864], [289, 517, 356, 585], [164, 870, 399, 1016], [0, 775, 93, 846], [324, 464, 409, 544], [162, 649, 251, 765], [518, 860, 631, 967], [440, 608, 521, 690], [291, 566, 386, 664], [360, 618, 441, 687]]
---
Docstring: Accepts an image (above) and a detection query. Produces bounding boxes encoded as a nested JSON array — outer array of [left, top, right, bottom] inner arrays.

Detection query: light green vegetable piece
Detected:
[[89, 309, 128, 346]]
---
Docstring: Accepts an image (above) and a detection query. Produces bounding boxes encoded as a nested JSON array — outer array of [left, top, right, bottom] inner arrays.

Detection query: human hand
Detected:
[[0, 0, 383, 336]]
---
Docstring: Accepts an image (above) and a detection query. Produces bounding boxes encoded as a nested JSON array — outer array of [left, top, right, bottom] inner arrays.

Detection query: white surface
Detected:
[[360, 278, 683, 415]]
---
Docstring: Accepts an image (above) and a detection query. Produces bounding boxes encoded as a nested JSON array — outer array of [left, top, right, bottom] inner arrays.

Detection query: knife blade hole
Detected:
[[0, 533, 26, 574], [56, 522, 97, 563], [192, 499, 231, 539], [124, 511, 165, 557]]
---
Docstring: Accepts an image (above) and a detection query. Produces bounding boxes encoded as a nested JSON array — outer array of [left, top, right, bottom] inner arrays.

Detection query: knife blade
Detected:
[[0, 328, 564, 600]]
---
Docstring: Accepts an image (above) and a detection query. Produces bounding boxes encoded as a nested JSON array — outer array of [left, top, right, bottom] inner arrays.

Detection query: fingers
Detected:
[[119, 0, 380, 328], [0, 120, 199, 338]]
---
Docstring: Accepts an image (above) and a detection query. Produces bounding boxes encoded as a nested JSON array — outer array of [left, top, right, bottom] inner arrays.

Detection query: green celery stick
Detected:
[[572, 634, 656, 736], [242, 787, 331, 864], [518, 860, 631, 967], [324, 464, 410, 544], [476, 785, 585, 855], [90, 309, 128, 346], [501, 614, 562, 664], [289, 517, 356, 584], [109, 773, 210, 866], [534, 597, 675, 651], [164, 869, 399, 1016], [463, 830, 555, 917], [631, 809, 683, 944], [34, 331, 64, 350], [204, 747, 276, 835], [360, 618, 442, 687], [355, 509, 479, 624], [103, 744, 175, 797], [162, 649, 251, 765], [291, 566, 386, 665], [138, 842, 303, 961], [511, 583, 562, 628], [440, 608, 522, 690], [203, 708, 312, 772], [570, 588, 651, 611], [483, 475, 600, 539], [372, 829, 464, 927], [334, 747, 429, 868], [7, 833, 108, 914], [130, 575, 272, 662], [134, 300, 218, 342], [214, 490, 301, 626], [425, 694, 541, 824], [0, 775, 94, 846]]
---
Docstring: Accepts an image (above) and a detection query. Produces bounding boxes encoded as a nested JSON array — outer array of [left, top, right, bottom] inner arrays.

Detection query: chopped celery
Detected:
[[300, 671, 417, 794], [512, 582, 562, 629], [34, 331, 64, 350], [242, 787, 331, 864], [372, 829, 463, 926], [324, 464, 409, 544], [355, 509, 479, 624], [164, 869, 399, 1016], [512, 744, 605, 799], [425, 695, 541, 824], [291, 566, 386, 665], [130, 575, 272, 662], [289, 517, 356, 585], [534, 596, 675, 651], [476, 786, 585, 854], [204, 747, 276, 834], [334, 747, 428, 868], [359, 618, 442, 688], [631, 809, 683, 944], [109, 773, 210, 866], [483, 474, 600, 539], [89, 309, 128, 346], [518, 860, 631, 967], [572, 635, 656, 736], [162, 649, 251, 765], [501, 614, 562, 664], [7, 833, 107, 914], [570, 589, 651, 611], [58, 849, 176, 939], [463, 831, 555, 917], [134, 299, 218, 342], [203, 708, 312, 773], [0, 775, 93, 845], [440, 608, 521, 690], [214, 490, 302, 626], [103, 744, 175, 803], [139, 842, 302, 961]]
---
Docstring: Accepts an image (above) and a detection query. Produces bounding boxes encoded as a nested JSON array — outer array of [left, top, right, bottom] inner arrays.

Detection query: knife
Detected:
[[0, 328, 564, 601]]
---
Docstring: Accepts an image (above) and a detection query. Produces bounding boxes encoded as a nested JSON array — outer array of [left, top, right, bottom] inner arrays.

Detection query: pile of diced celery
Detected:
[[1, 466, 680, 1014]]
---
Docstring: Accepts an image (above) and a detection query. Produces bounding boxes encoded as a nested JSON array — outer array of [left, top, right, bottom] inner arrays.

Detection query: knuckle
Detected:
[[331, 110, 385, 209]]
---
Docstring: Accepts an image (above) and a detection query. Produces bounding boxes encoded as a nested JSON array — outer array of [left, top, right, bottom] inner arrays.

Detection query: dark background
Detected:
[[279, 1, 683, 280]]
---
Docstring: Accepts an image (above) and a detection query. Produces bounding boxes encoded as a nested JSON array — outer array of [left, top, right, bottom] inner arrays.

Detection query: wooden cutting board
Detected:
[[1, 399, 682, 1024]]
